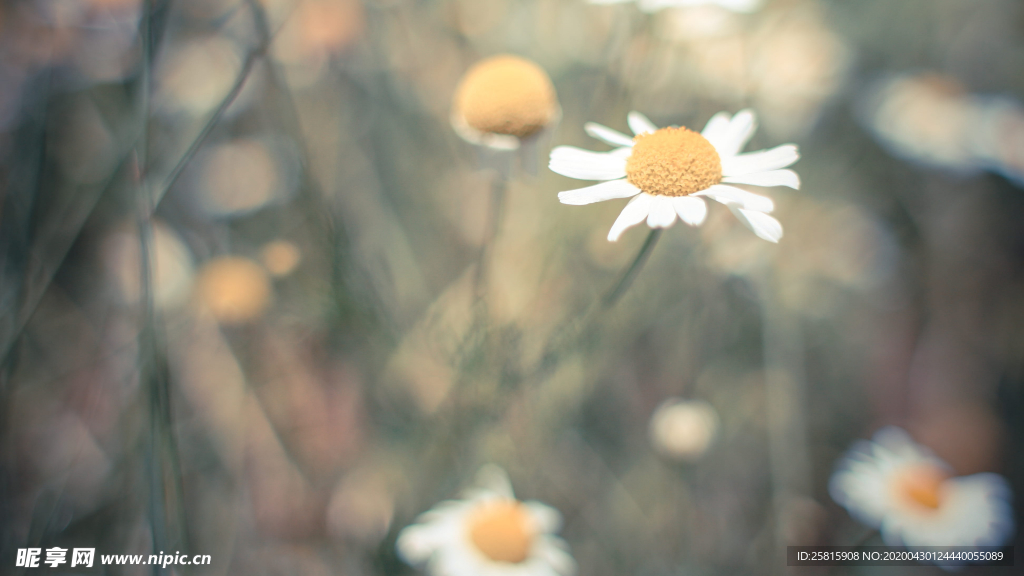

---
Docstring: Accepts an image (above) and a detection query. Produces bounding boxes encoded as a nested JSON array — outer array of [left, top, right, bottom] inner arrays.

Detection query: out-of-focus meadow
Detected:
[[1, 0, 1024, 575]]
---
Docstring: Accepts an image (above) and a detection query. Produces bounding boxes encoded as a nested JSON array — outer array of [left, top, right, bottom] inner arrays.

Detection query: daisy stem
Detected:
[[602, 228, 662, 307], [756, 269, 811, 574], [138, 2, 191, 561], [474, 169, 508, 302]]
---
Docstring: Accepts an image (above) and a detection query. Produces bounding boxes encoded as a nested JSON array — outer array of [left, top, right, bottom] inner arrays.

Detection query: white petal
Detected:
[[638, 0, 763, 12], [533, 539, 578, 576], [558, 179, 640, 205], [673, 196, 708, 226], [695, 184, 774, 213], [829, 468, 889, 529], [646, 195, 678, 228], [627, 111, 658, 136], [608, 193, 654, 241], [722, 169, 801, 189], [396, 524, 442, 564], [549, 146, 628, 181], [721, 144, 799, 176], [525, 501, 563, 533], [472, 464, 515, 499], [637, 0, 682, 11], [947, 474, 1016, 546], [584, 122, 635, 148], [701, 112, 732, 148], [715, 109, 757, 157], [729, 205, 783, 242], [871, 426, 934, 462], [718, 0, 764, 12]]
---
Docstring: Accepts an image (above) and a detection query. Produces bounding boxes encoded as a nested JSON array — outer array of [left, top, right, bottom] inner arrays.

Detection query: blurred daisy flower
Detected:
[[397, 465, 575, 576], [860, 72, 1024, 185], [550, 109, 799, 242], [649, 398, 720, 461], [452, 55, 560, 151], [589, 0, 763, 14], [829, 427, 1014, 548]]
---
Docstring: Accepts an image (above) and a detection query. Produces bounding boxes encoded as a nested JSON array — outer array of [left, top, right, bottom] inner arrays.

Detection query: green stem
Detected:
[[603, 228, 662, 307], [474, 171, 509, 302], [138, 0, 191, 566], [151, 50, 261, 211], [756, 268, 811, 576]]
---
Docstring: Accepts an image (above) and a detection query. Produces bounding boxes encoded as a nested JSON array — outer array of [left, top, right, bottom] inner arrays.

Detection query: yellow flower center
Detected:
[[625, 127, 722, 196], [892, 465, 949, 511], [466, 500, 535, 564], [453, 55, 558, 138]]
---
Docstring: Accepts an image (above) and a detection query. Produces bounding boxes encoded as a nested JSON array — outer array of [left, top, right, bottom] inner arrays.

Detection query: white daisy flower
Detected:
[[829, 427, 1015, 549], [589, 0, 764, 15], [397, 465, 576, 576], [549, 109, 799, 243]]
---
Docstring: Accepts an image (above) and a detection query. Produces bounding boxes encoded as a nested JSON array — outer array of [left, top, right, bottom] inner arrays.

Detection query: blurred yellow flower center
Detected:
[[197, 257, 272, 324], [260, 240, 302, 277], [893, 465, 949, 511], [453, 55, 557, 138], [298, 0, 364, 53], [466, 500, 535, 564], [626, 127, 722, 196]]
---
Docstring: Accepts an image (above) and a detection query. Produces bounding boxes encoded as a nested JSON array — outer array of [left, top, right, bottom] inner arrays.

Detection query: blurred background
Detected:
[[1, 0, 1023, 575]]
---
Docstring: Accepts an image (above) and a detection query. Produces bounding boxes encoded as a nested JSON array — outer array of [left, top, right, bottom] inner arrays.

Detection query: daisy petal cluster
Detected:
[[829, 427, 1015, 549], [549, 109, 799, 242], [589, 0, 764, 15], [397, 466, 576, 576]]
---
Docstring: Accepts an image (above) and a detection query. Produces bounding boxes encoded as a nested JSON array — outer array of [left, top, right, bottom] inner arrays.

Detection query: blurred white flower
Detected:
[[649, 399, 720, 461], [829, 427, 1014, 549], [974, 98, 1024, 185], [549, 109, 799, 242], [156, 36, 246, 115], [750, 10, 850, 138], [861, 73, 1024, 185], [657, 5, 742, 39], [103, 220, 195, 310], [397, 465, 575, 576], [860, 74, 980, 171], [196, 139, 285, 218], [590, 0, 763, 14]]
